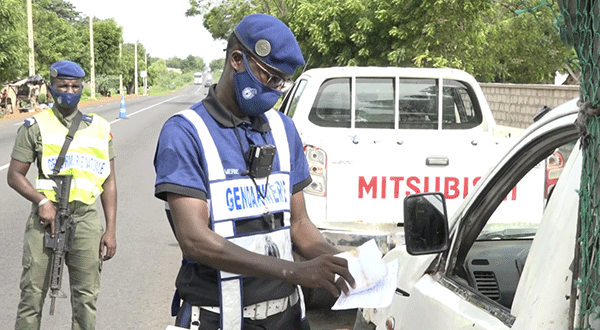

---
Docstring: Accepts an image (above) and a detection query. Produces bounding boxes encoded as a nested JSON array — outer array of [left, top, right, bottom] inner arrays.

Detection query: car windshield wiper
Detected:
[[477, 228, 537, 240]]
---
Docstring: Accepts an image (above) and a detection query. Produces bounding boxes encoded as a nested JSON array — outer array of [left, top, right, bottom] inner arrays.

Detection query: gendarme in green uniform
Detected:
[[12, 106, 115, 330]]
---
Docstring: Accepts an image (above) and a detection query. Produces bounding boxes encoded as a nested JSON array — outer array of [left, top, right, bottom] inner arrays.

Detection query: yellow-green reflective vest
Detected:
[[35, 109, 111, 204]]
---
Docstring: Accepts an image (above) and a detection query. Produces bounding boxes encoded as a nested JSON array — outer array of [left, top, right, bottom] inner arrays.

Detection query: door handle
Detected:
[[426, 156, 449, 166]]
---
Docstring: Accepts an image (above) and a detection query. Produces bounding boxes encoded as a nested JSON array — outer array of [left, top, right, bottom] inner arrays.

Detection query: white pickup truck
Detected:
[[279, 67, 533, 254], [353, 98, 580, 329]]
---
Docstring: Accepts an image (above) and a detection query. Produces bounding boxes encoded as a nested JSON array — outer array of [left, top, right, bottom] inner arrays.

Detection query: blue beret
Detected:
[[235, 14, 305, 76], [49, 60, 85, 79]]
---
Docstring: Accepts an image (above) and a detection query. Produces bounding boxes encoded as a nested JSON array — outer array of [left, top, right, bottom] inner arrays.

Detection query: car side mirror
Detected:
[[404, 192, 450, 255]]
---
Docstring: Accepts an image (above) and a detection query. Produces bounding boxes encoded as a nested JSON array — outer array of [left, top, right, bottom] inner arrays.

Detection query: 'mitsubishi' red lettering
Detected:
[[503, 186, 517, 201], [358, 176, 377, 198], [445, 177, 460, 199], [357, 175, 496, 200], [406, 176, 420, 195], [390, 177, 404, 198]]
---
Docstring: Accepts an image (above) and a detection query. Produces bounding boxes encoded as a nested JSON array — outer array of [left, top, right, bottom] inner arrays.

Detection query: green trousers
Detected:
[[15, 204, 104, 330]]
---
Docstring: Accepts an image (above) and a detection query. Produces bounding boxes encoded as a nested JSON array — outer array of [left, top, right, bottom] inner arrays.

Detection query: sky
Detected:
[[67, 0, 227, 64]]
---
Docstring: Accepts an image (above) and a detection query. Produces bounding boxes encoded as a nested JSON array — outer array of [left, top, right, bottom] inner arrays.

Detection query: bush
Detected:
[[82, 86, 92, 98], [37, 93, 47, 104]]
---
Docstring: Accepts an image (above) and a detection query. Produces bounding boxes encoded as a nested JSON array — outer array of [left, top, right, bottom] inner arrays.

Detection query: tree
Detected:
[[0, 0, 27, 82], [31, 1, 82, 79], [481, 1, 575, 83], [194, 0, 574, 84], [166, 56, 183, 70], [209, 58, 224, 72], [121, 42, 147, 94], [187, 0, 288, 40], [75, 17, 123, 77], [35, 0, 81, 22], [181, 54, 206, 73]]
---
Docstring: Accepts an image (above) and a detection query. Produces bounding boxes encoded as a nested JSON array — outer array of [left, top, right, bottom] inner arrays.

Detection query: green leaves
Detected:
[[195, 0, 574, 83], [0, 0, 27, 82]]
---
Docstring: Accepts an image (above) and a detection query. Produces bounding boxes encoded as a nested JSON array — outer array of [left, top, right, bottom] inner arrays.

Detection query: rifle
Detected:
[[44, 174, 77, 316]]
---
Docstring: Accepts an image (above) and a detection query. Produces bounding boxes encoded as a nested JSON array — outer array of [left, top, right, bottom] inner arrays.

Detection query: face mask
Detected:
[[50, 85, 82, 110], [233, 53, 282, 117]]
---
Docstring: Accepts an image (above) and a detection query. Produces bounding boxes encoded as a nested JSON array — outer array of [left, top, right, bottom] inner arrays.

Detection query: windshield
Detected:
[[477, 141, 576, 240]]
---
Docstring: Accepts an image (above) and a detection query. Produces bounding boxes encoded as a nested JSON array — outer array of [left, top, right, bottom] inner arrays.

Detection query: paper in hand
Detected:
[[332, 239, 398, 310]]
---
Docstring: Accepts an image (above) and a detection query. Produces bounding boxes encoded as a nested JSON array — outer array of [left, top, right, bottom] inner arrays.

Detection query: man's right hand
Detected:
[[38, 202, 56, 237], [288, 255, 356, 297]]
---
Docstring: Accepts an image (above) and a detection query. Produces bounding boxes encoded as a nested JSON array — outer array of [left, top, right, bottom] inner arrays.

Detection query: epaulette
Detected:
[[24, 117, 37, 127], [82, 114, 93, 123]]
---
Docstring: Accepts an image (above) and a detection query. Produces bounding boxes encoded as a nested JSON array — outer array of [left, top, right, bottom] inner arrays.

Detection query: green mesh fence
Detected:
[[558, 1, 600, 329], [517, 0, 600, 328]]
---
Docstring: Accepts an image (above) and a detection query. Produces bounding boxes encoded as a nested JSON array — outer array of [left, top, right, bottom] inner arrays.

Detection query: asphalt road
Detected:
[[0, 84, 356, 329]]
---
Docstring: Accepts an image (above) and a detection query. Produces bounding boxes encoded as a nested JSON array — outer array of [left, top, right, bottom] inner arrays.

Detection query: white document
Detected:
[[332, 239, 399, 310]]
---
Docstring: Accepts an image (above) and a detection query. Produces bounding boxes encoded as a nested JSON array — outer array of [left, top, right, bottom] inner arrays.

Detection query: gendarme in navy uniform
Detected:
[[154, 14, 355, 330]]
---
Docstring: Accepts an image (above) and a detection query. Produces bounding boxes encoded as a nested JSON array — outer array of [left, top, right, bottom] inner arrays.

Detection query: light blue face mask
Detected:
[[50, 85, 82, 111], [233, 53, 282, 117]]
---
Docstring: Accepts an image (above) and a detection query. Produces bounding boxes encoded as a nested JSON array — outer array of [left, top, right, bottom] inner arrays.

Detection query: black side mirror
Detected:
[[404, 192, 450, 255]]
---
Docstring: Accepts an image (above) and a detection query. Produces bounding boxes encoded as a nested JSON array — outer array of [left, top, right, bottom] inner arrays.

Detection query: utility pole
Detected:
[[119, 43, 123, 95], [134, 41, 138, 95], [89, 14, 96, 99], [27, 0, 35, 76], [144, 52, 148, 95]]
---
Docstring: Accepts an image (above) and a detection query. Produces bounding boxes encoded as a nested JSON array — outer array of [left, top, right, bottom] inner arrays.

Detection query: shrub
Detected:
[[37, 93, 47, 104]]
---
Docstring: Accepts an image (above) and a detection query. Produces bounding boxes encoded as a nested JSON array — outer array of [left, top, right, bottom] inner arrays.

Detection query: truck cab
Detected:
[[280, 67, 523, 253]]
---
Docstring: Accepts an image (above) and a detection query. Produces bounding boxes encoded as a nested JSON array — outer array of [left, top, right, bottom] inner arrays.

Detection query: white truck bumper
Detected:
[[317, 222, 405, 254]]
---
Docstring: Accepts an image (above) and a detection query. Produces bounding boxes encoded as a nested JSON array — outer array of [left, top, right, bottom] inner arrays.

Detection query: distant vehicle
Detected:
[[203, 71, 213, 87], [194, 72, 203, 85]]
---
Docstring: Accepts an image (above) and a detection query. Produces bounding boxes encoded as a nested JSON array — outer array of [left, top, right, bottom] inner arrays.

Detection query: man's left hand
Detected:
[[99, 231, 117, 261]]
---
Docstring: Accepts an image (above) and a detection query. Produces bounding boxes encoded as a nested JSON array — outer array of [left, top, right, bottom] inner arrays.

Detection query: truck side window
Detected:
[[355, 78, 395, 129], [285, 79, 308, 118], [308, 78, 351, 128]]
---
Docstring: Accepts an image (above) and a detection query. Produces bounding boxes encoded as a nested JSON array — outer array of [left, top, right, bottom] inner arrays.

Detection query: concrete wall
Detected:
[[480, 83, 580, 129]]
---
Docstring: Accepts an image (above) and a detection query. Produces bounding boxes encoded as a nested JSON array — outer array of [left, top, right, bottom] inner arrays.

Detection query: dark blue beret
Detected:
[[49, 60, 85, 79], [235, 14, 305, 76]]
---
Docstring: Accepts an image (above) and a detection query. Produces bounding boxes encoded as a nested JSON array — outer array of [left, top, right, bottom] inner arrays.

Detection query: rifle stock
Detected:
[[44, 174, 77, 316]]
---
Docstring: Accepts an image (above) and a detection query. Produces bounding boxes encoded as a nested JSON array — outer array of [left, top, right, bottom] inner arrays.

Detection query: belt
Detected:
[[200, 290, 299, 320]]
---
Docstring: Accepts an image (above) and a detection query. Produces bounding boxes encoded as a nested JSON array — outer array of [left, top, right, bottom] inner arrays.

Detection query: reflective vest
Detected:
[[35, 109, 111, 204], [177, 109, 301, 330]]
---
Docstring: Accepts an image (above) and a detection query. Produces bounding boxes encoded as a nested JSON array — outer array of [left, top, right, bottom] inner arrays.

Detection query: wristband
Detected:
[[38, 198, 50, 207]]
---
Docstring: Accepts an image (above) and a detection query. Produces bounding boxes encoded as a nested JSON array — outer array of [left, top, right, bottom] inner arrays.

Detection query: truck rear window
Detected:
[[308, 77, 482, 129], [308, 78, 352, 128]]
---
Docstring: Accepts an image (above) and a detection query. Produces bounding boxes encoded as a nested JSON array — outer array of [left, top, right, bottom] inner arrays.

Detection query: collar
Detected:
[[51, 105, 80, 128], [202, 85, 271, 133]]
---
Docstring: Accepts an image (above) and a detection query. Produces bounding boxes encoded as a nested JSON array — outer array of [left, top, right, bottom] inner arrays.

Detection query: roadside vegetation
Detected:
[[190, 0, 575, 84]]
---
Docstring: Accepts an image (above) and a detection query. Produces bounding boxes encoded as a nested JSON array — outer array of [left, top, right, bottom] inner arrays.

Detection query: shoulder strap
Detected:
[[52, 111, 83, 175]]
